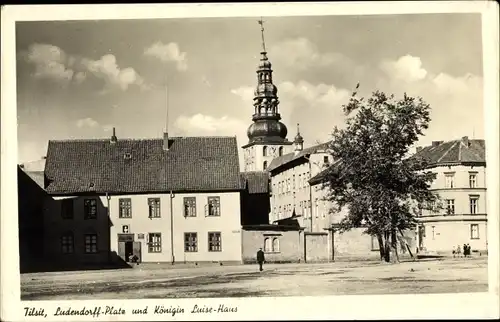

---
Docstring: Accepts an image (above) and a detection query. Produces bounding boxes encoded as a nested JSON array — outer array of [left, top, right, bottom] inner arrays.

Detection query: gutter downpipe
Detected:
[[170, 190, 175, 265], [106, 192, 111, 263]]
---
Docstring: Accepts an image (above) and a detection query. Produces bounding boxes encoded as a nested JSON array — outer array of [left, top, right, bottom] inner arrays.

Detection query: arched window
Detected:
[[264, 238, 272, 252], [272, 238, 280, 252], [263, 146, 268, 156], [278, 146, 283, 156], [263, 161, 268, 169]]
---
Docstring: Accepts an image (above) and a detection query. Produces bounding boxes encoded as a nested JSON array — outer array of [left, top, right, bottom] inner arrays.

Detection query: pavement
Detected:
[[21, 257, 488, 300]]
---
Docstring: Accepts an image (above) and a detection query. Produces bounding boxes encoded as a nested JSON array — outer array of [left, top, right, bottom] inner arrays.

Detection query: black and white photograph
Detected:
[[1, 2, 499, 321]]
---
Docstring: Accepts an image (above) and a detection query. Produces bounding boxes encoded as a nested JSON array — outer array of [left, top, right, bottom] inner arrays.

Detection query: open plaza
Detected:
[[21, 256, 488, 300]]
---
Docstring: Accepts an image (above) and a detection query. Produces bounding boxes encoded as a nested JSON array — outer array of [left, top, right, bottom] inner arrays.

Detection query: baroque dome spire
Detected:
[[246, 18, 288, 144]]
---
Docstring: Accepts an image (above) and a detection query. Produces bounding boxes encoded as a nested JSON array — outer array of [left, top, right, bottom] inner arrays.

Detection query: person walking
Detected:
[[257, 248, 265, 272]]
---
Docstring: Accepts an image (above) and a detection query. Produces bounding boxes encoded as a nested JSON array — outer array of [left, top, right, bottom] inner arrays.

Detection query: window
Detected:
[[263, 161, 268, 169], [148, 198, 161, 218], [470, 224, 479, 239], [469, 196, 479, 214], [444, 173, 455, 188], [278, 147, 283, 156], [272, 238, 280, 252], [208, 232, 222, 252], [119, 198, 132, 218], [292, 174, 296, 189], [264, 237, 280, 253], [264, 237, 272, 252], [61, 233, 74, 254], [263, 146, 268, 157], [445, 199, 455, 215], [315, 199, 319, 218], [431, 226, 435, 240], [61, 199, 74, 219], [184, 232, 198, 252], [322, 201, 327, 218], [183, 197, 196, 217], [207, 197, 221, 216], [299, 174, 302, 190], [469, 173, 477, 188], [323, 156, 329, 164], [122, 225, 130, 233], [148, 233, 162, 253], [84, 234, 97, 254], [84, 199, 97, 219]]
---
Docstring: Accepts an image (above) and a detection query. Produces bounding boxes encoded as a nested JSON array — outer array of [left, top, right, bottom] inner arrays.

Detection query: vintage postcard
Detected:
[[1, 2, 499, 321]]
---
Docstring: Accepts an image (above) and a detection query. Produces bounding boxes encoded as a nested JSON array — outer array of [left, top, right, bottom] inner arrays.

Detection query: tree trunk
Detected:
[[383, 232, 391, 262], [376, 233, 385, 261], [391, 229, 400, 263]]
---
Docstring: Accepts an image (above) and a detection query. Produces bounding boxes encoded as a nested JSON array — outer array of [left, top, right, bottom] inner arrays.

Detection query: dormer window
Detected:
[[124, 153, 132, 160], [323, 156, 329, 164], [89, 182, 95, 189]]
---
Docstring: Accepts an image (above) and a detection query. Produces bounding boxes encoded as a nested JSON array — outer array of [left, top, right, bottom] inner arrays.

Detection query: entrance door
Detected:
[[117, 234, 135, 262]]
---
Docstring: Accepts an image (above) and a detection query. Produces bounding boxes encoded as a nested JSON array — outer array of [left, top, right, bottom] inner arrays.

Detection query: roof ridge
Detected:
[[436, 141, 458, 163], [49, 135, 237, 143]]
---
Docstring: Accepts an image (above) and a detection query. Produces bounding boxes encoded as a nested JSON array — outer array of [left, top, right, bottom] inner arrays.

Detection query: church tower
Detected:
[[242, 18, 293, 172]]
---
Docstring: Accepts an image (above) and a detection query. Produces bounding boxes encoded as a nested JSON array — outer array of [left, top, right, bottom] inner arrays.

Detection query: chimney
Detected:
[[163, 132, 170, 151], [416, 146, 423, 153], [110, 127, 118, 144], [462, 136, 470, 147], [431, 141, 443, 147]]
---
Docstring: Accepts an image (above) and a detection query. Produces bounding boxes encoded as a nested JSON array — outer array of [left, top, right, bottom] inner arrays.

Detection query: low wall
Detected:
[[241, 228, 303, 263]]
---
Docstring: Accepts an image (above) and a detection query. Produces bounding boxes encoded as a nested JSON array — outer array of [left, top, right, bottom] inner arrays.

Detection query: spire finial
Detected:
[[297, 123, 300, 134], [258, 17, 267, 52]]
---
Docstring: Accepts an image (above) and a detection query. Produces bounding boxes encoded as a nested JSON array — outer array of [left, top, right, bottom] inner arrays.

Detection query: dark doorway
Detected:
[[125, 241, 133, 262]]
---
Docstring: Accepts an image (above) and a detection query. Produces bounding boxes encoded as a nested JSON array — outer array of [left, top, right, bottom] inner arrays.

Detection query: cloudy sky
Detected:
[[16, 13, 483, 166]]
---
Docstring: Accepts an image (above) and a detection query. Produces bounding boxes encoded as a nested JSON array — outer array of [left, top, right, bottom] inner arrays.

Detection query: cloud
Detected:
[[268, 38, 348, 71], [81, 54, 146, 92], [144, 42, 188, 71], [380, 55, 428, 82], [174, 113, 248, 155], [76, 117, 99, 128], [230, 86, 254, 103], [23, 43, 147, 92], [25, 43, 74, 82], [373, 55, 483, 145]]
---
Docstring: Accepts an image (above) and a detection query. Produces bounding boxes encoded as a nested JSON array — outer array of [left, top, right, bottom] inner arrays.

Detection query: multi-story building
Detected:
[[42, 131, 244, 267], [414, 136, 487, 254], [267, 138, 333, 232]]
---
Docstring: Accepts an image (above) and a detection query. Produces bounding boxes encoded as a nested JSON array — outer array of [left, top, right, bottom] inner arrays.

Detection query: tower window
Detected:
[[278, 147, 283, 156], [263, 161, 268, 169], [263, 146, 268, 156]]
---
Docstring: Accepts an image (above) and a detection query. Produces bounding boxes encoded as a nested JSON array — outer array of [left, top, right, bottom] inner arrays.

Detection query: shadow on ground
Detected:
[[22, 271, 270, 300]]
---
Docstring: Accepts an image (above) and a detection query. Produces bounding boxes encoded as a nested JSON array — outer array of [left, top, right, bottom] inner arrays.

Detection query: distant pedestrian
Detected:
[[257, 248, 265, 272], [456, 244, 462, 257], [463, 244, 467, 257], [466, 244, 471, 257]]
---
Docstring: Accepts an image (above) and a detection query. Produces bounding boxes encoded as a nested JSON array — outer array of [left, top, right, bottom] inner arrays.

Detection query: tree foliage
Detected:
[[320, 88, 440, 262]]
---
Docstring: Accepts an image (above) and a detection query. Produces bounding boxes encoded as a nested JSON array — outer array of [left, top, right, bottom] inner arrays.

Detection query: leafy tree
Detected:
[[320, 87, 440, 263]]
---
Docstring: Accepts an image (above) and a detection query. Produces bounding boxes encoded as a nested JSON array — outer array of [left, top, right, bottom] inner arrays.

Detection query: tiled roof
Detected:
[[44, 136, 242, 195], [240, 171, 269, 194], [267, 142, 330, 173], [412, 137, 485, 167]]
